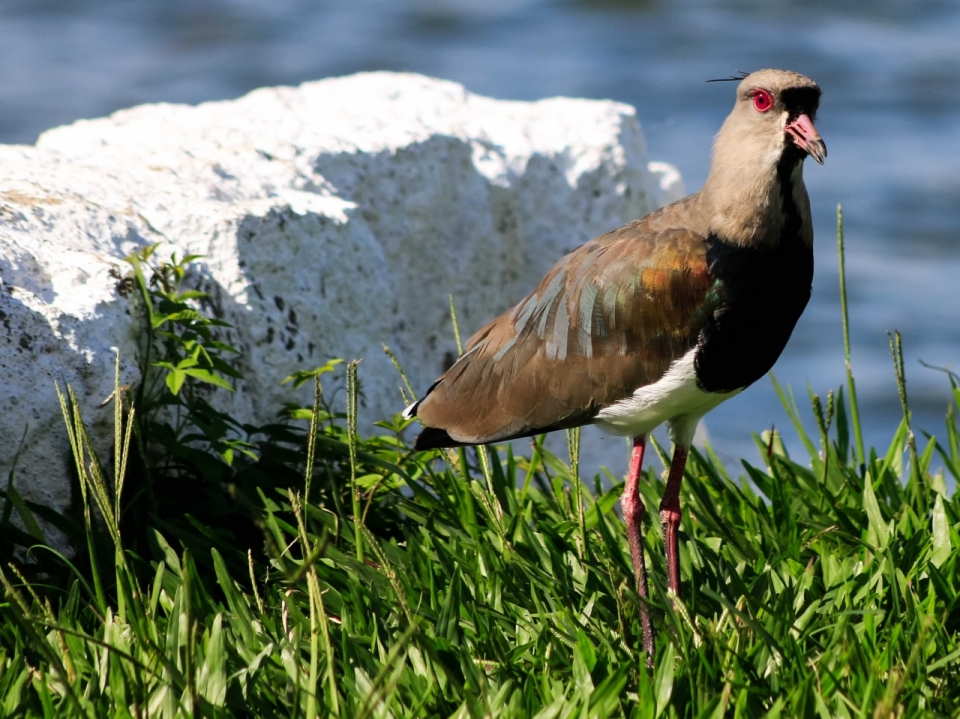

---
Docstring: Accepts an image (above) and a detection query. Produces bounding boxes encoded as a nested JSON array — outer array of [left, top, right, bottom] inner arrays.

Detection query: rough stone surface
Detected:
[[0, 71, 683, 521]]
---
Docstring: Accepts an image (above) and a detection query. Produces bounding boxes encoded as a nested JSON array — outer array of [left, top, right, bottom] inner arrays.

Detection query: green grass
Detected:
[[2, 210, 960, 717]]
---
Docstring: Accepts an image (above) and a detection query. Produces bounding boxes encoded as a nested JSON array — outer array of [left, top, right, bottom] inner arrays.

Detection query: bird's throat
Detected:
[[699, 150, 810, 250]]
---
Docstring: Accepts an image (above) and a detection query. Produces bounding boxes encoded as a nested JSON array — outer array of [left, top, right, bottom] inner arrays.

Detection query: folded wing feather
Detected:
[[412, 198, 718, 448]]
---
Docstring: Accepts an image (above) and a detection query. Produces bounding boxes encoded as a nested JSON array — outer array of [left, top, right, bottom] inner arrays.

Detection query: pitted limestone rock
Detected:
[[0, 71, 683, 524]]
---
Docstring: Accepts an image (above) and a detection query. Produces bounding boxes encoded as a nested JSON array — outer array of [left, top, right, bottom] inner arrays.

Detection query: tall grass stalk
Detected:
[[347, 359, 363, 563], [890, 329, 929, 524], [304, 375, 322, 500], [567, 426, 587, 558], [838, 204, 866, 465]]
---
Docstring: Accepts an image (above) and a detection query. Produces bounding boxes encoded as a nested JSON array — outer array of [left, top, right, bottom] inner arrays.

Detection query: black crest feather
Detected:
[[706, 71, 751, 83]]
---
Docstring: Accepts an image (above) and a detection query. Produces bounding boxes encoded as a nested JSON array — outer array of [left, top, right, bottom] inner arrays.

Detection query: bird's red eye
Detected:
[[753, 90, 773, 112]]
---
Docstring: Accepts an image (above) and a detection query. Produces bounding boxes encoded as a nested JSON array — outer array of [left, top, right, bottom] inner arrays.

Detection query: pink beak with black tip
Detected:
[[786, 113, 827, 164]]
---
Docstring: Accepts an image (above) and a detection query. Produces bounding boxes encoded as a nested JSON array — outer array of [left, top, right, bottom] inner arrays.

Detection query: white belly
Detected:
[[594, 348, 741, 446]]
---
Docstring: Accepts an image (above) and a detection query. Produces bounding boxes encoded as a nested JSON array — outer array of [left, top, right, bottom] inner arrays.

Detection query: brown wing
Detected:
[[412, 199, 716, 447]]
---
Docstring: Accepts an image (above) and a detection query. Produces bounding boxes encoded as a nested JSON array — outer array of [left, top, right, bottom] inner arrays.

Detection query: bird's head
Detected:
[[715, 69, 826, 167], [702, 69, 825, 246]]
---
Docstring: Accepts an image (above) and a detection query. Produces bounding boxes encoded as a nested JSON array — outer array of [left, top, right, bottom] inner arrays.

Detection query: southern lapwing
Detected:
[[403, 69, 825, 656]]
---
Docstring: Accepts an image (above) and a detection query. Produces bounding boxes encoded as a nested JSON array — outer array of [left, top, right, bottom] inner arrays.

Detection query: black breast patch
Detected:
[[694, 161, 814, 393]]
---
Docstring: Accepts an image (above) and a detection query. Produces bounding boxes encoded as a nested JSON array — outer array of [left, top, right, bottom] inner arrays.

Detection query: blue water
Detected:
[[3, 0, 959, 469]]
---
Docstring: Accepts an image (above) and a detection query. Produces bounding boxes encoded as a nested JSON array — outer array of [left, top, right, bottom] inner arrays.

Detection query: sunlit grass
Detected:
[[1, 209, 960, 717]]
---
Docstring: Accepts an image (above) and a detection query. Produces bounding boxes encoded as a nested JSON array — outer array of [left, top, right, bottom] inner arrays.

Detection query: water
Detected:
[[3, 0, 959, 469]]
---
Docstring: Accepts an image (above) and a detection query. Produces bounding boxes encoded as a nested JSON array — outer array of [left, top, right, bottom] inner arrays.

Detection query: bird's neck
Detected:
[[697, 151, 812, 250]]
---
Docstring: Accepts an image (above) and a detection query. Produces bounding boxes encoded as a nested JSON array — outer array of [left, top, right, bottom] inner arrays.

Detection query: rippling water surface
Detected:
[[3, 0, 958, 467]]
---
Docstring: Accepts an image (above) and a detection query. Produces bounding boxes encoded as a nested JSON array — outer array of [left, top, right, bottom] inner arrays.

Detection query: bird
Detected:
[[403, 69, 825, 657]]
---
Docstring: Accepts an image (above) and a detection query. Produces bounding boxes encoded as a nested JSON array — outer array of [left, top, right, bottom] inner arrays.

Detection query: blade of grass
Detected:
[[449, 294, 463, 356]]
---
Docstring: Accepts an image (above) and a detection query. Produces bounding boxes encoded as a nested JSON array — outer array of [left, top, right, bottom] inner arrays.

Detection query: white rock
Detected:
[[0, 71, 681, 523], [647, 161, 687, 206]]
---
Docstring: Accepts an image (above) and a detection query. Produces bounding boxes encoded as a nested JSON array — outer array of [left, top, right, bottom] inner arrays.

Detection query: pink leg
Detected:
[[621, 435, 654, 660], [660, 445, 689, 596]]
